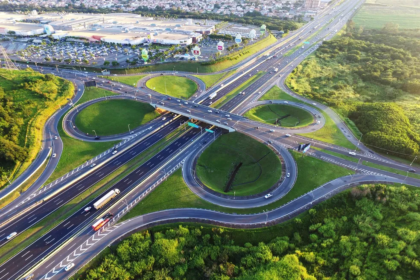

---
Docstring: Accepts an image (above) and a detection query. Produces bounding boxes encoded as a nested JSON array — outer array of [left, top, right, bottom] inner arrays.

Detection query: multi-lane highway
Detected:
[[4, 0, 419, 279]]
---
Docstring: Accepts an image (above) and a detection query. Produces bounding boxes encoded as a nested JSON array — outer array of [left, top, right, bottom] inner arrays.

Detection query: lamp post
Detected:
[[147, 93, 152, 103], [92, 130, 97, 137], [128, 124, 131, 133]]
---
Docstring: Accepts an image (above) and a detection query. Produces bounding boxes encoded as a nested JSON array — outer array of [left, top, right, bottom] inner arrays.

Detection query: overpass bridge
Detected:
[[151, 102, 236, 133]]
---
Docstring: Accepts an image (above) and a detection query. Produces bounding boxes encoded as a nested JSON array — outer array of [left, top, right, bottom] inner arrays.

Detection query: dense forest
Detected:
[[286, 22, 420, 159], [80, 184, 420, 280], [0, 69, 73, 188]]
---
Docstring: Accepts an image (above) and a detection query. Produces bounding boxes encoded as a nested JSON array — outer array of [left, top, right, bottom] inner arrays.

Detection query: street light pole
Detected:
[[128, 124, 131, 133], [92, 130, 97, 137]]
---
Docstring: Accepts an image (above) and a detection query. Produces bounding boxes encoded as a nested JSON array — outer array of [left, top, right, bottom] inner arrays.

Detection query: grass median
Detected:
[[146, 76, 197, 99], [211, 71, 265, 108], [74, 100, 159, 136], [100, 75, 147, 86], [244, 104, 313, 127], [0, 126, 186, 265], [76, 87, 117, 105], [193, 70, 236, 89]]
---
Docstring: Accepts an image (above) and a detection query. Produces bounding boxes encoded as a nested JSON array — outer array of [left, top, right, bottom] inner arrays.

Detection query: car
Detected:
[[186, 110, 191, 113], [167, 97, 171, 100], [159, 101, 164, 105], [95, 136, 101, 140], [84, 206, 92, 212], [312, 103, 316, 105], [348, 152, 356, 156], [52, 153, 56, 158], [54, 136, 58, 140], [208, 110, 212, 113], [409, 169, 416, 173], [269, 129, 275, 132], [287, 173, 290, 178], [270, 101, 273, 104], [285, 134, 291, 137], [284, 101, 289, 104], [90, 163, 96, 168], [216, 120, 220, 123], [255, 127, 259, 129], [6, 232, 17, 240], [227, 118, 232, 120], [112, 150, 118, 155], [224, 122, 228, 125], [264, 194, 273, 199], [225, 114, 230, 117], [177, 100, 181, 103], [162, 117, 167, 121], [215, 111, 219, 114], [65, 263, 75, 271], [268, 140, 273, 144], [184, 102, 188, 105]]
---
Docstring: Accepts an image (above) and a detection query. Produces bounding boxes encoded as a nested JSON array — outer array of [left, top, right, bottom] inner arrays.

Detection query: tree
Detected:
[[103, 60, 110, 66]]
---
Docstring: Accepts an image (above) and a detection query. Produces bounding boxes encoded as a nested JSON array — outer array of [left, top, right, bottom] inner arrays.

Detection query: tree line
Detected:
[[80, 183, 420, 280], [287, 22, 420, 160]]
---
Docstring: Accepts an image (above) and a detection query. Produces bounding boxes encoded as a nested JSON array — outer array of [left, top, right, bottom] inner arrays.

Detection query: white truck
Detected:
[[209, 92, 217, 100], [93, 189, 120, 210]]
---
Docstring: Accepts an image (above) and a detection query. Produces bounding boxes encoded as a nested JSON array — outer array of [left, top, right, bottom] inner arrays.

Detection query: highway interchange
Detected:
[[0, 0, 419, 279]]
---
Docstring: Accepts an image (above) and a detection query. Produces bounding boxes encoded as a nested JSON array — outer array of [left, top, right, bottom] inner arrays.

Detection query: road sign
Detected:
[[235, 34, 242, 44], [191, 45, 201, 59], [217, 41, 224, 51], [260, 24, 266, 36], [188, 122, 199, 128], [249, 29, 256, 40], [205, 128, 214, 133], [141, 49, 149, 62]]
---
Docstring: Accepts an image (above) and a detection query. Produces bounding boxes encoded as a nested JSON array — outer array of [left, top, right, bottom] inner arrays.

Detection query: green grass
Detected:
[[146, 76, 198, 99], [45, 115, 118, 184], [353, 4, 420, 29], [112, 35, 277, 74], [122, 148, 354, 218], [76, 87, 117, 105], [313, 147, 359, 163], [244, 104, 314, 127], [100, 75, 147, 86], [74, 100, 159, 136], [211, 72, 265, 108], [196, 132, 282, 196], [260, 86, 356, 149], [192, 71, 236, 89], [362, 161, 420, 180], [299, 111, 356, 149], [0, 69, 74, 190], [0, 126, 185, 265]]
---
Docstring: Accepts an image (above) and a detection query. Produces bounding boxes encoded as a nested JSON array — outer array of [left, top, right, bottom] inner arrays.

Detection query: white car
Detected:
[[285, 134, 291, 137], [90, 163, 96, 168], [84, 206, 92, 212], [208, 110, 212, 113], [54, 136, 58, 140], [349, 152, 356, 156], [52, 153, 57, 158], [6, 232, 17, 240], [112, 150, 118, 155], [269, 129, 275, 132], [264, 194, 273, 199], [287, 173, 290, 178], [65, 263, 75, 271], [284, 101, 289, 104]]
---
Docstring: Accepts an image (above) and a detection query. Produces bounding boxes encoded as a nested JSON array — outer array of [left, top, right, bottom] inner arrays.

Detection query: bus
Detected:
[[92, 214, 113, 231], [93, 189, 120, 210], [209, 92, 217, 100]]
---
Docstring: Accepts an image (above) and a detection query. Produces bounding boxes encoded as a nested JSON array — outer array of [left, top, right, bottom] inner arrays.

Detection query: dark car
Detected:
[[95, 136, 101, 140], [409, 169, 416, 173]]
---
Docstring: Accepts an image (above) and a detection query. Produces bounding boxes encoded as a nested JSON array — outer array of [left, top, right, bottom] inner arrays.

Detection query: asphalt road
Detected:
[[1, 0, 387, 279]]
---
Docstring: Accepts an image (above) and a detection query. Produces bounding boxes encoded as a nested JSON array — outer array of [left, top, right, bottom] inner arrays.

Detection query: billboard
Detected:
[[217, 41, 224, 51], [249, 29, 256, 40], [235, 34, 242, 44], [141, 49, 149, 62], [43, 25, 54, 35], [191, 45, 201, 59]]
